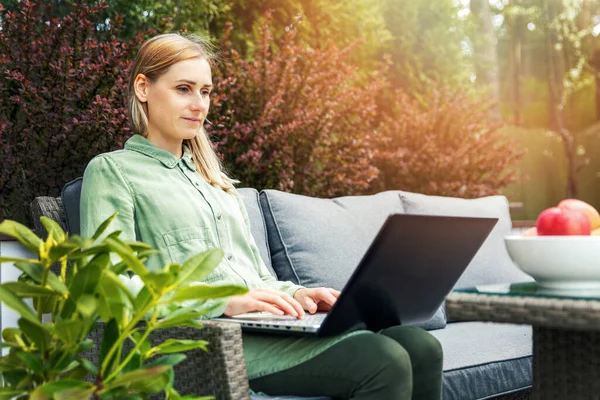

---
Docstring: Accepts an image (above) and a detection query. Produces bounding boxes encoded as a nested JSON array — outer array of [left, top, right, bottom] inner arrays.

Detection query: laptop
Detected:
[[214, 214, 498, 337]]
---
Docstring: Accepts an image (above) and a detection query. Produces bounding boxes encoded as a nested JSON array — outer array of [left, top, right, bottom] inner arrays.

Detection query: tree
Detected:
[[381, 0, 472, 91], [470, 0, 501, 119]]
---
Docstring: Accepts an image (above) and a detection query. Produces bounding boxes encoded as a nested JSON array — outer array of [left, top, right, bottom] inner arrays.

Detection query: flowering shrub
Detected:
[[0, 1, 136, 223], [208, 13, 384, 197], [373, 86, 524, 198]]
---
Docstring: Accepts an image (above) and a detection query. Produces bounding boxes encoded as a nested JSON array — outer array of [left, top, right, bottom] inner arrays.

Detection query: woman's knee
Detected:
[[352, 334, 414, 396], [381, 326, 443, 368]]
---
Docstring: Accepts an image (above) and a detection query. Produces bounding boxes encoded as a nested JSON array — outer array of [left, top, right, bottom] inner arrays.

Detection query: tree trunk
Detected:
[[543, 0, 578, 198], [506, 0, 522, 125], [470, 0, 500, 119]]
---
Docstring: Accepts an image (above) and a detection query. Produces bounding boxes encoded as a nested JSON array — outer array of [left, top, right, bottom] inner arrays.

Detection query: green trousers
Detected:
[[250, 325, 443, 400]]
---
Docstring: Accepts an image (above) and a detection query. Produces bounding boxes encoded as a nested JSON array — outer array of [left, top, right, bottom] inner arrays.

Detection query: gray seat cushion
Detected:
[[259, 189, 446, 330], [430, 322, 532, 399], [399, 191, 533, 289], [238, 187, 274, 275]]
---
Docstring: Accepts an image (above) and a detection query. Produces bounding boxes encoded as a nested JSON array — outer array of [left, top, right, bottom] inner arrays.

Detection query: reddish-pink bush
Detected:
[[208, 13, 384, 197], [373, 87, 524, 198], [0, 1, 137, 223]]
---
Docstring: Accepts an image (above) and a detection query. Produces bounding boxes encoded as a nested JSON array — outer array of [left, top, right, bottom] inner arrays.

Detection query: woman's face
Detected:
[[136, 57, 212, 145]]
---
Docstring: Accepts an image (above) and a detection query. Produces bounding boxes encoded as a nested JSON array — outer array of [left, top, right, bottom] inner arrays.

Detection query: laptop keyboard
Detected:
[[231, 312, 326, 326]]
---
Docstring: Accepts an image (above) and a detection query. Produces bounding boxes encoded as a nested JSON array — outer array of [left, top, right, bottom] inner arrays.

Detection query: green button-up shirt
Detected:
[[80, 135, 365, 380]]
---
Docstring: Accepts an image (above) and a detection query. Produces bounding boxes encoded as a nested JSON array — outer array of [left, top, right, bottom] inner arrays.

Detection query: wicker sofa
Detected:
[[29, 177, 535, 400]]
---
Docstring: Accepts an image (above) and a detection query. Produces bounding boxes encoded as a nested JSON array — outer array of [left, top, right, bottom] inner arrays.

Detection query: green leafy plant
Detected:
[[0, 213, 246, 399]]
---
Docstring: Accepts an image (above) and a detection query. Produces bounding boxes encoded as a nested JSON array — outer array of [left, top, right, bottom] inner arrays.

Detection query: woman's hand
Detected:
[[293, 287, 340, 314], [224, 288, 305, 318]]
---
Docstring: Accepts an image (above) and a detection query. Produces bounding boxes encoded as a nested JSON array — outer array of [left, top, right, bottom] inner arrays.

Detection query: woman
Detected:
[[81, 33, 443, 399]]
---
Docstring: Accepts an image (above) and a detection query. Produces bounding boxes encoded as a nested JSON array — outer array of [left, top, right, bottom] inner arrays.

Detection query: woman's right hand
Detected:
[[224, 288, 305, 319]]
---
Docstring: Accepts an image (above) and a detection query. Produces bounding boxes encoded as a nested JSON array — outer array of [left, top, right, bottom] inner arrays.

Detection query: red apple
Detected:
[[558, 198, 600, 230], [536, 207, 591, 235]]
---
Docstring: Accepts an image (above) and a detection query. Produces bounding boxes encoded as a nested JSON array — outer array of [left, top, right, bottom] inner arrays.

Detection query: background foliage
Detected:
[[0, 1, 133, 223], [4, 0, 600, 223]]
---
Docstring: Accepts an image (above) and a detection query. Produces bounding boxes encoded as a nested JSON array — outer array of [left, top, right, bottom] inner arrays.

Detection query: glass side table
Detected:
[[447, 283, 600, 400]]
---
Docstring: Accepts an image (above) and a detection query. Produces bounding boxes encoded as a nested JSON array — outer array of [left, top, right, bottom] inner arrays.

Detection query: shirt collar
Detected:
[[124, 134, 196, 172]]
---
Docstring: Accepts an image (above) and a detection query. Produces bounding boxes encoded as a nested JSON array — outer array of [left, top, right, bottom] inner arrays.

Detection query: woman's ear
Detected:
[[134, 73, 149, 103]]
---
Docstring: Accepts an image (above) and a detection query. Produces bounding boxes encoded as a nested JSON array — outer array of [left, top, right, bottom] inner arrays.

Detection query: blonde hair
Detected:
[[127, 33, 238, 192]]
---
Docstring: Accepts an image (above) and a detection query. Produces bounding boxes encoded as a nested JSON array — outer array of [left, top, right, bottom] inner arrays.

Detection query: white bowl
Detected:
[[504, 236, 600, 290]]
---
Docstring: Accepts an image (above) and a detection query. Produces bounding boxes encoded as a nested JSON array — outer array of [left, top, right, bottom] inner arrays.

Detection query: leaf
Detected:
[[121, 351, 142, 373], [48, 349, 76, 373], [18, 318, 51, 352], [134, 286, 152, 311], [59, 297, 77, 320], [105, 237, 147, 277], [2, 328, 24, 345], [75, 294, 97, 318], [17, 351, 43, 374], [49, 241, 80, 261], [144, 354, 186, 368], [54, 320, 84, 345], [78, 357, 98, 376], [100, 318, 119, 372], [69, 244, 109, 260], [0, 256, 40, 264], [34, 380, 91, 396], [1, 369, 28, 388], [40, 216, 66, 243], [107, 365, 171, 393], [177, 249, 224, 287], [100, 269, 134, 305], [1, 282, 56, 297], [151, 339, 208, 355], [0, 220, 42, 253], [128, 241, 153, 252], [92, 212, 118, 241], [170, 284, 247, 302], [110, 260, 129, 275], [155, 309, 206, 329], [97, 272, 128, 321], [14, 262, 67, 295], [69, 254, 106, 301], [54, 387, 96, 400], [61, 364, 89, 381], [33, 295, 58, 314], [0, 286, 39, 324], [0, 389, 27, 400], [142, 271, 175, 293]]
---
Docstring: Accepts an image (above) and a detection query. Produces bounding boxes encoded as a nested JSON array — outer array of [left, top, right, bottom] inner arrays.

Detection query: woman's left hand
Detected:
[[293, 287, 340, 314]]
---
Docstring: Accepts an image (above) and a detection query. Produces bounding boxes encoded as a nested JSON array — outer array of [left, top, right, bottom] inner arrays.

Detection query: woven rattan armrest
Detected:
[[85, 320, 250, 399], [30, 196, 67, 239], [29, 196, 252, 399]]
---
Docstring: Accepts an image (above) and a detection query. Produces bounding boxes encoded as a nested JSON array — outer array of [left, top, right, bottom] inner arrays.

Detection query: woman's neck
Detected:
[[145, 131, 183, 158]]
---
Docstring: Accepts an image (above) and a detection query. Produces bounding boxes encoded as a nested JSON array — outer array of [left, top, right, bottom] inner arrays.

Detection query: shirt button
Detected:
[[194, 182, 199, 187], [216, 213, 222, 220], [226, 254, 233, 261]]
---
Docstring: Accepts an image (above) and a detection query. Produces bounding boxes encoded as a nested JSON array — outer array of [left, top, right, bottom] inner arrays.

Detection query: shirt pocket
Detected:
[[162, 226, 225, 284]]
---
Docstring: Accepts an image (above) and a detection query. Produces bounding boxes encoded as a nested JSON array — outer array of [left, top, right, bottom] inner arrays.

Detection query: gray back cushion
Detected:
[[259, 190, 447, 330], [237, 188, 275, 275], [399, 191, 532, 289], [260, 189, 405, 290]]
